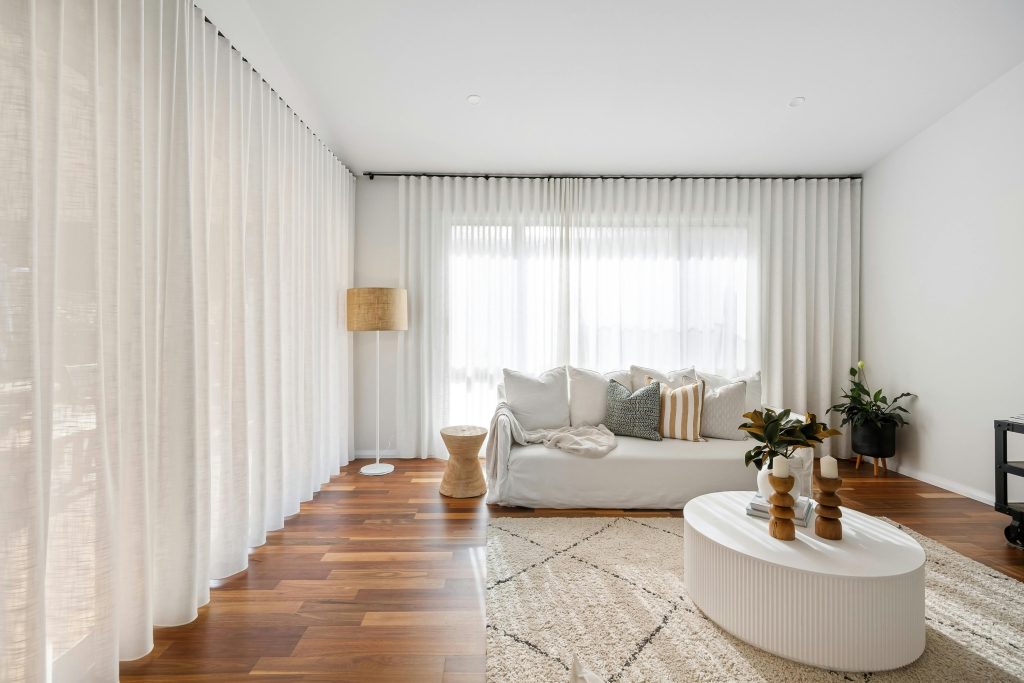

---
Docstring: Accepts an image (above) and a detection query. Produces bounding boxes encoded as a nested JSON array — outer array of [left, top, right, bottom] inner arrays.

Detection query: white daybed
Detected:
[[485, 366, 813, 510], [486, 428, 760, 509]]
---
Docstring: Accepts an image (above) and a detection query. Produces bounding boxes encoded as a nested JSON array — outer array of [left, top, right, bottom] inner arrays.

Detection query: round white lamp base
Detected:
[[360, 462, 395, 476]]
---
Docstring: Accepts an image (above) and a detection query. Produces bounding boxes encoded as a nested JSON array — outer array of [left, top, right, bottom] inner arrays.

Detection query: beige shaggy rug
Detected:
[[486, 516, 1024, 682]]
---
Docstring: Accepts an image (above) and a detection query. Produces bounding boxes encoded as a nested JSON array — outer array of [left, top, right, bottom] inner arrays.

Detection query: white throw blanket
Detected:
[[487, 402, 617, 457]]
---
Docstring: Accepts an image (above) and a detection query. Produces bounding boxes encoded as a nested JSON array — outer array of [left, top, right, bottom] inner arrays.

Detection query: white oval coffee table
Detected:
[[684, 491, 925, 672]]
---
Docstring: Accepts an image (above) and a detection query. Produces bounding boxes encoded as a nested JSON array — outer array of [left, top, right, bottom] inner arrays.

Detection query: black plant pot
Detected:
[[852, 422, 897, 458]]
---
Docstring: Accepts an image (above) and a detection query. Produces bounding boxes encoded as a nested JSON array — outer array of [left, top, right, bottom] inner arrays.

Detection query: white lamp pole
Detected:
[[346, 288, 408, 476]]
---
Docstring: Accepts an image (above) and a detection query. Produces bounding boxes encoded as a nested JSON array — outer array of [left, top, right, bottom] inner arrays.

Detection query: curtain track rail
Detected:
[[200, 13, 349, 169], [362, 172, 862, 180]]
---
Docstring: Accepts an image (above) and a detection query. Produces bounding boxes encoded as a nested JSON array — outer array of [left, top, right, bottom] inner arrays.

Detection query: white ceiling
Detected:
[[201, 0, 1024, 176]]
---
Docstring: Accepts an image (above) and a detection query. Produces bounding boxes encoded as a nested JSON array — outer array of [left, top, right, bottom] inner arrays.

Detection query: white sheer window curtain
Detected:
[[0, 2, 355, 680], [398, 176, 859, 457]]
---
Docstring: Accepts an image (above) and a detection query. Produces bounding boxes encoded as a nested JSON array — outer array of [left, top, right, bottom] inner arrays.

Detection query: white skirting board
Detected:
[[827, 455, 994, 506], [887, 461, 994, 506]]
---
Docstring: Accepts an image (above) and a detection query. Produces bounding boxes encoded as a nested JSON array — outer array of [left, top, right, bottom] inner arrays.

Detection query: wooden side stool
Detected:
[[439, 425, 488, 498]]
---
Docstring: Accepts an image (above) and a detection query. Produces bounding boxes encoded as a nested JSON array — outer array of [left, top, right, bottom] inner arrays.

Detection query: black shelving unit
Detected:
[[995, 419, 1024, 549]]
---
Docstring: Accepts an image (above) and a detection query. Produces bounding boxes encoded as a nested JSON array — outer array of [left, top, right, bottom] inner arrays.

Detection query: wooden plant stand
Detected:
[[814, 474, 844, 540], [768, 474, 796, 541], [854, 453, 889, 476]]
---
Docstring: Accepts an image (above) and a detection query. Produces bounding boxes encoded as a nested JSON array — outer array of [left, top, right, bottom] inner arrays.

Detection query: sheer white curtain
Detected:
[[399, 178, 564, 457], [566, 178, 759, 376], [398, 176, 859, 457], [0, 2, 354, 680]]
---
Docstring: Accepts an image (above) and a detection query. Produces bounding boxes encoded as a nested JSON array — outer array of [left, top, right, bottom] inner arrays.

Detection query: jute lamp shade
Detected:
[[347, 288, 408, 332], [346, 287, 408, 476]]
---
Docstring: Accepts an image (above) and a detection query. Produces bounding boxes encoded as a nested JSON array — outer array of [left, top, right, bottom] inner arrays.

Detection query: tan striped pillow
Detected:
[[646, 376, 704, 441]]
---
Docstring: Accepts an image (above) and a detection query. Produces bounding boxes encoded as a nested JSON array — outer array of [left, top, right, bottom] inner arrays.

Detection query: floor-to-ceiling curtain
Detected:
[[398, 175, 858, 457], [400, 178, 565, 457], [0, 2, 355, 680]]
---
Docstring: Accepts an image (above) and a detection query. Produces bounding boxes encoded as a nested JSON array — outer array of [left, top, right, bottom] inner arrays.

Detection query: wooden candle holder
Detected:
[[767, 474, 797, 541], [814, 474, 843, 540]]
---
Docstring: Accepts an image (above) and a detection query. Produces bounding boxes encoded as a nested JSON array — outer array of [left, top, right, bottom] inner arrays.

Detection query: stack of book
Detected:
[[746, 493, 814, 527]]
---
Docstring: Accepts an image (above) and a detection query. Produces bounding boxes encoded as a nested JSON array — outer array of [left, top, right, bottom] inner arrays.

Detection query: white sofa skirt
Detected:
[[489, 434, 756, 509]]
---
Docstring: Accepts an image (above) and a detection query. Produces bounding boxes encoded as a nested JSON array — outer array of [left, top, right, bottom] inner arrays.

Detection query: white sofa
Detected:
[[485, 367, 813, 509], [486, 428, 756, 509]]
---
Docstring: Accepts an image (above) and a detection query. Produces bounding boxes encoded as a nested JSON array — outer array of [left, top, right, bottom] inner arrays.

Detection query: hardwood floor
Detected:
[[120, 458, 1023, 682]]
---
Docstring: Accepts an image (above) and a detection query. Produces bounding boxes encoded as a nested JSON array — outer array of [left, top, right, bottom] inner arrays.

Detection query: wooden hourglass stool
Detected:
[[439, 426, 488, 498]]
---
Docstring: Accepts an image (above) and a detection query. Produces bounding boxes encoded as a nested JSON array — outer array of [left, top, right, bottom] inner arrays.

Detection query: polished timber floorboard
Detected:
[[120, 458, 1024, 682]]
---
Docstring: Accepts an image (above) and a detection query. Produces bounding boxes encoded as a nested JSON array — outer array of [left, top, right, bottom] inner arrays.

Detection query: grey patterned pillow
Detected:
[[605, 380, 662, 441], [701, 380, 748, 440]]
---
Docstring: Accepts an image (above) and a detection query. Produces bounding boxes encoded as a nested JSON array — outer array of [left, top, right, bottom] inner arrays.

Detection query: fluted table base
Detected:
[[684, 491, 925, 672]]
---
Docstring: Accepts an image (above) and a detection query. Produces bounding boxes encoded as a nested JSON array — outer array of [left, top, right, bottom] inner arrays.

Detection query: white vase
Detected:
[[791, 449, 813, 501], [756, 466, 774, 499]]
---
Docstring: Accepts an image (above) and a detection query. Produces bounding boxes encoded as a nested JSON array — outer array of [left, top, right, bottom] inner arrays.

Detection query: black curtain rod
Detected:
[[363, 172, 861, 181], [200, 14, 349, 169]]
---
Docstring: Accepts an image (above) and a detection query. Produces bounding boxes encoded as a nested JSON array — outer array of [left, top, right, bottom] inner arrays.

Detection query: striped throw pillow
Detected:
[[645, 376, 704, 441]]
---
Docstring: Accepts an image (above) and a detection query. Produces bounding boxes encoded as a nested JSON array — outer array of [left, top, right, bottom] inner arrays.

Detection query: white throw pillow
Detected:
[[630, 364, 697, 391], [502, 367, 570, 431], [698, 370, 762, 413], [701, 380, 748, 440], [568, 367, 629, 427], [605, 368, 631, 389]]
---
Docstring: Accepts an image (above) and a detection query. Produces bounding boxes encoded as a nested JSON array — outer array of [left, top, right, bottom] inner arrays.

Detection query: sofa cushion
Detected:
[[503, 367, 569, 431], [698, 370, 762, 412], [605, 380, 661, 441], [568, 367, 630, 426], [503, 435, 754, 509], [701, 380, 747, 440], [605, 369, 632, 390], [647, 377, 704, 441], [630, 364, 697, 391]]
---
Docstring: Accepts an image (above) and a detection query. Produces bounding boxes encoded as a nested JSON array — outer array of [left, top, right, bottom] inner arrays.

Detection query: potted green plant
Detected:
[[739, 408, 842, 499], [827, 361, 913, 462]]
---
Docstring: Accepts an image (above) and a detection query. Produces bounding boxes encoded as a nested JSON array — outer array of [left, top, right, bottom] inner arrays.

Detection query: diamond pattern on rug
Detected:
[[487, 526, 557, 587], [626, 516, 685, 539], [488, 516, 616, 552], [570, 518, 686, 602], [487, 516, 1024, 683], [487, 625, 569, 682], [488, 552, 673, 680]]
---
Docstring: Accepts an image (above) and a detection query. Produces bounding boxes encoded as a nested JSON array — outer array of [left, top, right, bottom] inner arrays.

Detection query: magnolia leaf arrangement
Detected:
[[739, 408, 842, 471], [827, 361, 914, 429]]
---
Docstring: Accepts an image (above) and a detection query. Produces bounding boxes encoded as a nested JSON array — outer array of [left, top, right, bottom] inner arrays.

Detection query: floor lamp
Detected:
[[347, 287, 408, 476]]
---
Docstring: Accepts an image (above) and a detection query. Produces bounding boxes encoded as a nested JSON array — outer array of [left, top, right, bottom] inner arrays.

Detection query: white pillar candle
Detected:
[[820, 455, 839, 479], [773, 456, 790, 479]]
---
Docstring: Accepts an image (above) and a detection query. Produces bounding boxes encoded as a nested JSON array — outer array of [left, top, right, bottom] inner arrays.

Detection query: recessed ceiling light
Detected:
[[466, 94, 482, 105], [788, 96, 806, 108]]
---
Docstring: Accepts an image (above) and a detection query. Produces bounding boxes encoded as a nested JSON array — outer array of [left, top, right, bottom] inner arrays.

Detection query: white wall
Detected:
[[352, 177, 403, 456], [861, 61, 1024, 503]]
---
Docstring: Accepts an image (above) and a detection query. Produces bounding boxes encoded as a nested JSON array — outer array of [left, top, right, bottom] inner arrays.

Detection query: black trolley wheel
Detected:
[[1006, 519, 1024, 550]]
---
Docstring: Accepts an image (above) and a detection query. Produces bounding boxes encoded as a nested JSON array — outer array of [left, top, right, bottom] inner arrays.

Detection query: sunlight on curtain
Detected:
[[0, 2, 355, 680], [446, 218, 752, 430], [400, 176, 859, 455], [569, 223, 749, 375], [448, 223, 562, 425], [442, 181, 756, 431]]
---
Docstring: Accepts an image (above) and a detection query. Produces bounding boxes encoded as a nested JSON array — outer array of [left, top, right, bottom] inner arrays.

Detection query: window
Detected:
[[447, 219, 753, 428]]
